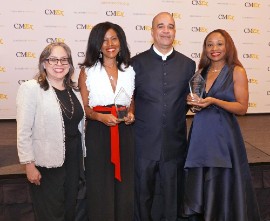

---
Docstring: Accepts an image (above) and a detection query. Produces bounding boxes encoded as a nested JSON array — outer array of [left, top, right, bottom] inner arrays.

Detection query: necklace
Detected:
[[57, 90, 74, 120], [209, 67, 223, 73], [104, 64, 117, 82], [210, 68, 221, 73]]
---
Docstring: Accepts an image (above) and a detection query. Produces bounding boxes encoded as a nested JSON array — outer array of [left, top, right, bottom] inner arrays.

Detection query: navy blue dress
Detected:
[[183, 65, 261, 221]]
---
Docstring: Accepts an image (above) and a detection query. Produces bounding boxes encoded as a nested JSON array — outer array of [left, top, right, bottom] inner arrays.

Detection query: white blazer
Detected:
[[16, 79, 86, 168]]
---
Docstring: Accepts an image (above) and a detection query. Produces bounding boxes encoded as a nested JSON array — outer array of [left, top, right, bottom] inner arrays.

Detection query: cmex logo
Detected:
[[16, 52, 36, 58], [191, 53, 201, 58], [0, 66, 6, 72], [218, 14, 234, 20], [45, 9, 64, 16], [243, 54, 259, 59], [244, 2, 260, 7], [191, 0, 208, 6], [248, 78, 258, 84], [0, 94, 8, 100], [172, 13, 181, 19], [248, 102, 257, 108], [135, 25, 151, 31], [106, 11, 124, 17], [244, 28, 260, 34], [77, 52, 85, 57], [191, 27, 207, 32], [173, 40, 181, 46], [46, 38, 65, 43], [76, 24, 94, 30], [14, 23, 34, 30]]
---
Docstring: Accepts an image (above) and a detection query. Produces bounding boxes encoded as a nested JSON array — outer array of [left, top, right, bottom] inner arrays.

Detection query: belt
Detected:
[[93, 105, 122, 181]]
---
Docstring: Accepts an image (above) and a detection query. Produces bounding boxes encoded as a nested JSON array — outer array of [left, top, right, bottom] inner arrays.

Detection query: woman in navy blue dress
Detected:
[[183, 29, 261, 221]]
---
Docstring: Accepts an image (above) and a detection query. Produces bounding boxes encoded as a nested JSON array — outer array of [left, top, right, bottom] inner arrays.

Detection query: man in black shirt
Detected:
[[132, 12, 196, 221]]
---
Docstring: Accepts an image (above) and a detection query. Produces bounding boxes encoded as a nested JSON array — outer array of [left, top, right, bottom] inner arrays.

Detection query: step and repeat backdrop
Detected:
[[0, 0, 269, 118]]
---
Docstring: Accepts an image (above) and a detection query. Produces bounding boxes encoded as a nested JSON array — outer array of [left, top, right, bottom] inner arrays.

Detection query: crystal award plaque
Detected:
[[188, 73, 206, 112], [189, 73, 206, 101], [114, 87, 131, 121]]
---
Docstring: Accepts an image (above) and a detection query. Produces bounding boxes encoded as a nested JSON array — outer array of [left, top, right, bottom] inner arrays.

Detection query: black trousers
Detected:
[[84, 120, 134, 221], [135, 157, 185, 221], [30, 135, 82, 221]]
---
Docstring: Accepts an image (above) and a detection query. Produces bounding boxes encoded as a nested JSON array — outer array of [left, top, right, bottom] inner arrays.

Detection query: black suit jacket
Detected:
[[132, 46, 196, 161]]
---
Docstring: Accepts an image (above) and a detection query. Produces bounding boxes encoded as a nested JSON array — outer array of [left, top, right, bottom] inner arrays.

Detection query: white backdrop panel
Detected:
[[0, 0, 269, 118]]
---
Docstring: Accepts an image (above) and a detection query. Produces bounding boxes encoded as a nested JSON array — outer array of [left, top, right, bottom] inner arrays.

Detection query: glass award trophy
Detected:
[[114, 87, 130, 121], [188, 73, 206, 112]]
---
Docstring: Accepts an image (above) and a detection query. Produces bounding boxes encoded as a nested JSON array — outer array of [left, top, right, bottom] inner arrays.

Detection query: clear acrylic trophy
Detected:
[[114, 87, 130, 121], [188, 73, 206, 112]]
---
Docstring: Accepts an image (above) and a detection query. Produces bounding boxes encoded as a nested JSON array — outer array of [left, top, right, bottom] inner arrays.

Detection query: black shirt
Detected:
[[54, 87, 83, 137]]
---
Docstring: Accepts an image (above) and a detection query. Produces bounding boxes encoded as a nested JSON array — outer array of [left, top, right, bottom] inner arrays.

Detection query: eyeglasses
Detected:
[[46, 58, 70, 65]]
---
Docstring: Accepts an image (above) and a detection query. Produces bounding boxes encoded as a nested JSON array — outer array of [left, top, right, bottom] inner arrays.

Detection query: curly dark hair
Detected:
[[36, 42, 76, 91], [79, 22, 131, 71]]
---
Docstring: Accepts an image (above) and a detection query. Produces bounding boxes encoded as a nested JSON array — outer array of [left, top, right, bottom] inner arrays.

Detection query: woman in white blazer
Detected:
[[16, 42, 85, 221]]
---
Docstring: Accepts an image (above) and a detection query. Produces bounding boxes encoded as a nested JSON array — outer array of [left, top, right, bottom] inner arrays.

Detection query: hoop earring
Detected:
[[99, 51, 103, 58]]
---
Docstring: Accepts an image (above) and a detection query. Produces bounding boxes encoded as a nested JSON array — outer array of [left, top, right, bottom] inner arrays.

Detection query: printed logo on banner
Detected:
[[173, 40, 181, 46], [248, 102, 257, 108], [244, 2, 260, 8], [77, 52, 85, 57], [191, 53, 201, 58], [191, 27, 208, 32], [248, 78, 258, 84], [16, 52, 36, 58], [172, 13, 182, 19], [135, 25, 151, 31], [162, 0, 182, 3], [46, 38, 65, 43], [14, 24, 34, 30], [0, 66, 6, 72], [244, 28, 260, 34], [191, 0, 208, 6], [243, 54, 259, 59], [45, 9, 64, 16], [218, 14, 234, 20], [101, 1, 129, 6], [76, 24, 94, 30], [106, 11, 124, 16], [15, 67, 36, 71], [0, 94, 8, 100], [134, 40, 152, 44]]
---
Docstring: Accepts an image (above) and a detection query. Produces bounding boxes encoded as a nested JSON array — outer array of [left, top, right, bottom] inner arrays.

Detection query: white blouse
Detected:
[[85, 62, 135, 107]]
